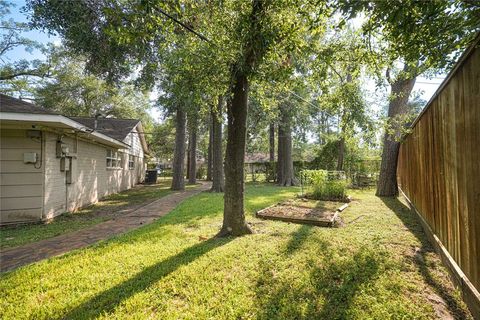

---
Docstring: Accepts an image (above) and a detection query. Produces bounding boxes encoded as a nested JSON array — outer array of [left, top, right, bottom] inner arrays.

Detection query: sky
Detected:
[[2, 0, 445, 121], [2, 0, 60, 61]]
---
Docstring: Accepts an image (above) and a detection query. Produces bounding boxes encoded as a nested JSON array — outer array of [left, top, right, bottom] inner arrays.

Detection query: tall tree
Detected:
[[187, 115, 198, 184], [219, 0, 272, 236], [171, 107, 187, 190], [376, 64, 416, 195], [0, 1, 51, 97], [277, 101, 296, 186], [206, 115, 213, 181], [34, 48, 153, 124], [150, 117, 176, 165], [269, 123, 275, 162], [211, 96, 224, 192], [338, 0, 480, 196], [276, 122, 285, 185], [29, 0, 327, 236]]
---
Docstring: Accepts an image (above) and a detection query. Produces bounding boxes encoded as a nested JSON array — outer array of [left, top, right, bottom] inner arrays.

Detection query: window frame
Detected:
[[128, 154, 135, 170], [106, 149, 121, 169]]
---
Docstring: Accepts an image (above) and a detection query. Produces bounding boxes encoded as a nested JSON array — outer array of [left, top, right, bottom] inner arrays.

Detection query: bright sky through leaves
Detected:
[[2, 0, 445, 121]]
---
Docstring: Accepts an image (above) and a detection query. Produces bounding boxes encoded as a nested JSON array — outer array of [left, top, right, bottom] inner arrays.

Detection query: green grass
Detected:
[[0, 179, 173, 249], [0, 183, 471, 319]]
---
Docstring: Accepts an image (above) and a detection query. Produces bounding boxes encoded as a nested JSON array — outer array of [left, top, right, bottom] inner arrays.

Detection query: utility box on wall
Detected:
[[61, 157, 74, 184], [60, 157, 70, 172], [56, 140, 69, 158], [23, 152, 37, 164]]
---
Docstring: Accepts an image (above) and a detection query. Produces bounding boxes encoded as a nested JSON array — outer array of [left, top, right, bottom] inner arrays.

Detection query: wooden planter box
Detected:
[[256, 202, 349, 228]]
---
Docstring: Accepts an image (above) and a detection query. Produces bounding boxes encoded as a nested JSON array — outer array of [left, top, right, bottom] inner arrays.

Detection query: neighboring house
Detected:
[[245, 153, 270, 164], [0, 94, 149, 225]]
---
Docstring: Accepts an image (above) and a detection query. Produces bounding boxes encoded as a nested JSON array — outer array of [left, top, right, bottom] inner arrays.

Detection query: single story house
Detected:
[[0, 94, 149, 225]]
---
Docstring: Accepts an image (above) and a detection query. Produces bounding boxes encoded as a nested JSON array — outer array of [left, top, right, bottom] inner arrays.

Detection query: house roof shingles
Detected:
[[245, 153, 270, 163], [0, 94, 141, 144], [70, 117, 140, 142], [0, 94, 58, 115]]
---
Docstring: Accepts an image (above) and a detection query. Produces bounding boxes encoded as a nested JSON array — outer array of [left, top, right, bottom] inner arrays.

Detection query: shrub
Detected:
[[301, 169, 348, 201], [323, 179, 347, 199], [196, 166, 207, 179]]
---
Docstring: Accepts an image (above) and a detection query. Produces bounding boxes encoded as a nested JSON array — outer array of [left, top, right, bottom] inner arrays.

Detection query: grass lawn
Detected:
[[0, 179, 173, 249], [0, 183, 471, 319]]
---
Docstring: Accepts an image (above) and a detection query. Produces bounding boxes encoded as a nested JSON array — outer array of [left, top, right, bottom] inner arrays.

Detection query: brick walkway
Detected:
[[0, 182, 211, 273]]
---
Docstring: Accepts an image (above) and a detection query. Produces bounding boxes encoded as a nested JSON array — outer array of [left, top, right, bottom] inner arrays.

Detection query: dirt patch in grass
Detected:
[[257, 198, 345, 227]]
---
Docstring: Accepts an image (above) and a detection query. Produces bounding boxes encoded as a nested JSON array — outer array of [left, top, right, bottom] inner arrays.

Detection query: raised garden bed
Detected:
[[256, 198, 348, 227]]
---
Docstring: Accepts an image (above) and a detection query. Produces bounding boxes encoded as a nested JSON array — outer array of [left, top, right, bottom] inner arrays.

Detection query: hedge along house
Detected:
[[0, 94, 149, 225]]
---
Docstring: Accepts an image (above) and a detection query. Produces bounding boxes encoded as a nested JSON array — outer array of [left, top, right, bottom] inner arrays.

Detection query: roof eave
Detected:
[[0, 112, 128, 148], [134, 122, 150, 155]]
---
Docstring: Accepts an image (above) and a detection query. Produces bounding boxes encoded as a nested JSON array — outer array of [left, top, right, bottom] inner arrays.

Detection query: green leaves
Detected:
[[34, 47, 153, 130], [337, 0, 480, 75]]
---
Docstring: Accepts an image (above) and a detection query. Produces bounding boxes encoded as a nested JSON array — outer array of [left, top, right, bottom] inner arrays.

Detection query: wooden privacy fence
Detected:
[[397, 35, 480, 316]]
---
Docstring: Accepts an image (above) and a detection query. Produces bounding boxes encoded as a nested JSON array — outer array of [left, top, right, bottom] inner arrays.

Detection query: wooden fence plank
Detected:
[[397, 36, 480, 315]]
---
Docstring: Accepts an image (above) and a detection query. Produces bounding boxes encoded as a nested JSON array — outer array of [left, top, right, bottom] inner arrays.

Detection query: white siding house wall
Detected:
[[43, 132, 71, 219], [67, 137, 108, 212], [43, 126, 146, 220], [0, 129, 44, 224], [123, 127, 146, 186]]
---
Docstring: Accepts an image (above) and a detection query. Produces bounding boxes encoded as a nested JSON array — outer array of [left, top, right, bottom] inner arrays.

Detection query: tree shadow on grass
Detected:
[[254, 224, 384, 319], [380, 197, 470, 319], [283, 224, 314, 254], [255, 242, 383, 320], [60, 237, 232, 320]]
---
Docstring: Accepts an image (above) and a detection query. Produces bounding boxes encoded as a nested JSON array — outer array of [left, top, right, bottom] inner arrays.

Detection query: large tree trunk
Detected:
[[171, 108, 186, 190], [269, 123, 275, 162], [218, 0, 265, 237], [207, 113, 213, 181], [211, 96, 224, 192], [187, 118, 197, 185], [376, 71, 416, 197], [277, 104, 296, 186], [218, 72, 252, 237]]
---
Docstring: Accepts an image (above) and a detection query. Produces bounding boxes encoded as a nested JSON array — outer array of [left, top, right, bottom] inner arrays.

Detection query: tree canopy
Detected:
[[21, 0, 480, 233]]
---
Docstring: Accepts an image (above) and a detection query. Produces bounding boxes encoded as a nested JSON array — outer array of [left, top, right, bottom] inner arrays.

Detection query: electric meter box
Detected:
[[23, 152, 37, 164], [56, 141, 69, 158], [60, 157, 71, 172]]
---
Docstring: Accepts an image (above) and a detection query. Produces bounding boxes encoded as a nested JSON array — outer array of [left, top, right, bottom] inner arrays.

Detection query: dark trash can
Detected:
[[145, 169, 158, 184]]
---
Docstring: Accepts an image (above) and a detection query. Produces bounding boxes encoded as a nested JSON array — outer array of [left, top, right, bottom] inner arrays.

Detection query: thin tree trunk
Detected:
[[218, 72, 252, 237], [188, 118, 197, 185], [276, 124, 285, 185], [269, 123, 275, 162], [186, 144, 190, 180], [337, 73, 351, 172], [207, 113, 213, 181], [211, 96, 224, 192], [269, 123, 275, 182], [376, 70, 417, 196], [281, 122, 296, 186], [337, 138, 345, 171], [171, 107, 186, 190]]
